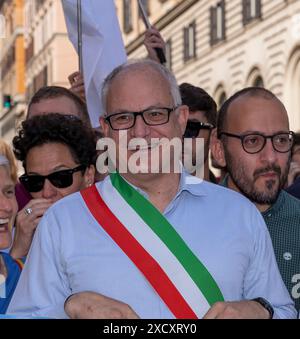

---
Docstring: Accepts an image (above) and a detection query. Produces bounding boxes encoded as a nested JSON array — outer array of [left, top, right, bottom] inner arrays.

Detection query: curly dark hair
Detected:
[[13, 113, 97, 170]]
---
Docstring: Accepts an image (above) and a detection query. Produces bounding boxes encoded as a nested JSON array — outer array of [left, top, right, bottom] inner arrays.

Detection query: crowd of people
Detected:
[[0, 28, 299, 319]]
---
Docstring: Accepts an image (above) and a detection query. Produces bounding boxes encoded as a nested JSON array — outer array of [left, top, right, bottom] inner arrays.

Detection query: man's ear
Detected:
[[100, 116, 110, 137], [177, 105, 189, 136], [210, 129, 227, 167]]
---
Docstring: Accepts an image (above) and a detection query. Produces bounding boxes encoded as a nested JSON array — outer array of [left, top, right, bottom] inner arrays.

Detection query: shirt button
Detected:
[[267, 213, 272, 218]]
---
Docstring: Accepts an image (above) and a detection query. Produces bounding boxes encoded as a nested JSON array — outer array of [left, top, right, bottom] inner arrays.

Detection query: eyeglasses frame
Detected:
[[218, 131, 295, 154], [104, 106, 179, 131]]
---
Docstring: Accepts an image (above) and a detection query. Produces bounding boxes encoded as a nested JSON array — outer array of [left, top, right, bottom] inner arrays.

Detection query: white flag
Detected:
[[62, 0, 127, 127]]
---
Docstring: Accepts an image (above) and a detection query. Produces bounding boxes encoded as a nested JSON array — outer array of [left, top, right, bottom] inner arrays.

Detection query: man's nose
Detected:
[[259, 138, 278, 163], [131, 115, 150, 138]]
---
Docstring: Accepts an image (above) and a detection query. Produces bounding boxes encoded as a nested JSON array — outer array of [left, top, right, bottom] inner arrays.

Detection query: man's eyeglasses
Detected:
[[183, 120, 214, 138], [19, 165, 86, 193], [218, 131, 295, 154], [104, 107, 178, 130]]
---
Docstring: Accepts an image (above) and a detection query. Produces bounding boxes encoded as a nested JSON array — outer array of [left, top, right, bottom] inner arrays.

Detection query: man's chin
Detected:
[[253, 184, 280, 205]]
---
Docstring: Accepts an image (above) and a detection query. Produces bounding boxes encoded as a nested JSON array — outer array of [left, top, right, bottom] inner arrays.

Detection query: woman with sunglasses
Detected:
[[0, 155, 21, 314], [9, 114, 96, 261]]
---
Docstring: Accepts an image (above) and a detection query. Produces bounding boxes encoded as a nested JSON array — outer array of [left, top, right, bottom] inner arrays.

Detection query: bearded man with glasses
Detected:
[[211, 87, 300, 315]]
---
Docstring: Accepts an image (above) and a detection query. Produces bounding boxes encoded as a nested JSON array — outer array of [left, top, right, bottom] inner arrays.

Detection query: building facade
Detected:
[[0, 0, 25, 142], [23, 0, 77, 111], [1, 0, 300, 142], [117, 0, 300, 131], [0, 0, 78, 142]]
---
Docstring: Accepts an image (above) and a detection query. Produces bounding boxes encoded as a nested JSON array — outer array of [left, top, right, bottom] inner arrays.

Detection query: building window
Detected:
[[123, 0, 133, 33], [183, 21, 196, 62], [165, 39, 172, 70], [210, 0, 226, 46], [242, 0, 261, 25]]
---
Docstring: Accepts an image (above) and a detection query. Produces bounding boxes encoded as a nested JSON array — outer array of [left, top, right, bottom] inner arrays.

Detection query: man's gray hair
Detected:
[[101, 59, 182, 115]]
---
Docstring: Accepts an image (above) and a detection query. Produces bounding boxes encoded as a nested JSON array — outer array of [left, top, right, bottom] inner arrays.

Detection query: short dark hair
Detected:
[[217, 87, 284, 138], [13, 113, 96, 170], [179, 83, 217, 126], [27, 86, 91, 127]]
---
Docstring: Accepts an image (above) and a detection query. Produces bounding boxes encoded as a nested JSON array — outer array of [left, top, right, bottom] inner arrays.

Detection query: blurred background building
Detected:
[[117, 0, 300, 130], [0, 0, 25, 141], [0, 0, 77, 143], [0, 0, 300, 144]]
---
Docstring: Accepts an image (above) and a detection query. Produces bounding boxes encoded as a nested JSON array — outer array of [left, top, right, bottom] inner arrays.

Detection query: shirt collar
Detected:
[[261, 190, 286, 217], [108, 168, 207, 200], [175, 168, 207, 198]]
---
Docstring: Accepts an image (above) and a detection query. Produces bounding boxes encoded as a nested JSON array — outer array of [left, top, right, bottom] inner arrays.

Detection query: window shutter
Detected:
[[183, 27, 189, 61], [165, 39, 172, 70], [221, 0, 226, 40], [123, 0, 132, 33], [193, 21, 197, 57], [242, 0, 247, 25], [210, 6, 217, 45], [256, 0, 262, 18]]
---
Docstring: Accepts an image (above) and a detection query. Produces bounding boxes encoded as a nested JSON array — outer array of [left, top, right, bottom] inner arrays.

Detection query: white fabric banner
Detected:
[[62, 0, 127, 127]]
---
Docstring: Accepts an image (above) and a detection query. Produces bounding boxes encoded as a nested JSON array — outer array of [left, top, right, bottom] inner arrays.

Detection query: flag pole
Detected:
[[137, 0, 166, 65], [77, 0, 83, 72]]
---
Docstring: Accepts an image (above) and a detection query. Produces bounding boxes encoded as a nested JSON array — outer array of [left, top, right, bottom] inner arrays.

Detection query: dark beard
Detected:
[[224, 149, 290, 205]]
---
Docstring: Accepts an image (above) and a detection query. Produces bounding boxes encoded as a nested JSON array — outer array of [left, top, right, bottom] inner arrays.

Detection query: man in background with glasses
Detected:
[[211, 87, 300, 315], [180, 83, 217, 182]]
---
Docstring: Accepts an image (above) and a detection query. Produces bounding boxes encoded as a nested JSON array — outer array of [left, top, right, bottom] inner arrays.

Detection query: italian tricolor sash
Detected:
[[81, 172, 224, 319]]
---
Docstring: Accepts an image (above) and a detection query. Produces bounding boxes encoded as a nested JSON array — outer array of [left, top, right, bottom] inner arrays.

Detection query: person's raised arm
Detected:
[[144, 27, 166, 64]]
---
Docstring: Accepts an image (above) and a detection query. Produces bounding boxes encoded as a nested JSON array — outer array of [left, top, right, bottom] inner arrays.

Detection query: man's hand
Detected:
[[64, 291, 140, 319], [144, 27, 166, 63], [10, 199, 53, 260], [68, 71, 86, 102], [203, 300, 271, 319]]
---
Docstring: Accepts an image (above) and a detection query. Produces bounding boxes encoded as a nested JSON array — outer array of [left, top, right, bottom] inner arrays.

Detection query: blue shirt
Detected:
[[0, 253, 21, 314], [7, 173, 296, 318]]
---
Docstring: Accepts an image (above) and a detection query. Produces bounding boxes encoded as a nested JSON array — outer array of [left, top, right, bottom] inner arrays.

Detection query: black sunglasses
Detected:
[[19, 165, 86, 193], [183, 120, 214, 138]]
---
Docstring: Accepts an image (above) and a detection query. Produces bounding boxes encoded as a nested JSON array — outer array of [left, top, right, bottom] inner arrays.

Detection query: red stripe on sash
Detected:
[[81, 185, 198, 319]]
